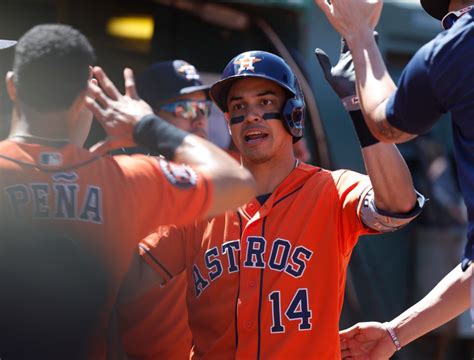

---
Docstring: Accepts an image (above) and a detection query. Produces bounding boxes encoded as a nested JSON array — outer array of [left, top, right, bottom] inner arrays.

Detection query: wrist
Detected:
[[341, 95, 360, 112], [133, 114, 188, 159], [383, 322, 402, 352], [349, 110, 379, 148], [344, 27, 375, 50]]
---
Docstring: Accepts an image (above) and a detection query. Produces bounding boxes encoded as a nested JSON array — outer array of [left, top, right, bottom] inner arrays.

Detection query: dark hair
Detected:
[[13, 24, 96, 112]]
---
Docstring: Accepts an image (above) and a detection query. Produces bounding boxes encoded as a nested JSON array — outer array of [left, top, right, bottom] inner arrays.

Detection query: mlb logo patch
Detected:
[[39, 152, 63, 166]]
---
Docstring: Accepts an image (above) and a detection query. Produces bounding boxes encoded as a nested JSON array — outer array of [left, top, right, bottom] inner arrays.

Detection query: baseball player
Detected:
[[314, 0, 474, 356], [131, 50, 425, 359], [315, 0, 474, 269], [0, 24, 255, 359], [117, 59, 212, 360]]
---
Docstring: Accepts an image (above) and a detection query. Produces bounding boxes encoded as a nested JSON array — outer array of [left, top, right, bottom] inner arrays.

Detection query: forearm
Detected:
[[362, 143, 416, 212], [134, 115, 256, 217], [347, 32, 415, 143], [176, 135, 256, 217], [390, 264, 472, 347]]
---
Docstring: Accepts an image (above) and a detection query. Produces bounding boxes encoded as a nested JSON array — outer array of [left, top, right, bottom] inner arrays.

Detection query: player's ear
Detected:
[[71, 88, 89, 115], [6, 71, 17, 102], [223, 112, 232, 135]]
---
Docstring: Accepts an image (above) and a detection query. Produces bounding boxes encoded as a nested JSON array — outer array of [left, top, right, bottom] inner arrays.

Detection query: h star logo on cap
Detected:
[[234, 54, 262, 73], [178, 63, 200, 81]]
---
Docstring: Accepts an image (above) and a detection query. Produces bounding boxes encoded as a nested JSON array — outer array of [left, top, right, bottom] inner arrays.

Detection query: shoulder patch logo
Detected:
[[159, 158, 198, 189], [234, 54, 262, 73]]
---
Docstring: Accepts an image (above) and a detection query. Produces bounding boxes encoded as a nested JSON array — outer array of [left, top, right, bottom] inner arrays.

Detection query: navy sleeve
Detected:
[[385, 44, 447, 135]]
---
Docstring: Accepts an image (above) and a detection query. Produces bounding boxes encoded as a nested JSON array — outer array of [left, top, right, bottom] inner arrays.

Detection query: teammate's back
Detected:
[[0, 24, 255, 358]]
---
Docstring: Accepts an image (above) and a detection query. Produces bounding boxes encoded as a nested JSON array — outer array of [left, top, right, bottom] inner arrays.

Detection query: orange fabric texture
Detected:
[[141, 163, 374, 360], [0, 140, 212, 359], [119, 272, 192, 359]]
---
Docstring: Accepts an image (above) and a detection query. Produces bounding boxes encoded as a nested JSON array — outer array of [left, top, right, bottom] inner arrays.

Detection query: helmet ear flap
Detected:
[[283, 98, 305, 141]]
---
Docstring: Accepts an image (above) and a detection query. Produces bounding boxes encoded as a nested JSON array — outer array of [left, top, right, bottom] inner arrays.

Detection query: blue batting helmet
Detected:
[[210, 50, 305, 140]]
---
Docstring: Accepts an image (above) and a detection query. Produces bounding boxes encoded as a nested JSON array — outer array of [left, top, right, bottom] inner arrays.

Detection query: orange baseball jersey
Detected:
[[115, 148, 241, 359], [0, 139, 213, 359], [118, 271, 192, 359], [140, 162, 375, 359]]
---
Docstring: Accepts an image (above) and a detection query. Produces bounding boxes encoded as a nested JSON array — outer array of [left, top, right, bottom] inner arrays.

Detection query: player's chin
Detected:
[[242, 149, 272, 164]]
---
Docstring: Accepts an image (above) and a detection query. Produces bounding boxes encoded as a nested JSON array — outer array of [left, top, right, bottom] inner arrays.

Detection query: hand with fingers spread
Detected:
[[86, 66, 153, 153], [314, 0, 382, 43], [340, 322, 397, 360]]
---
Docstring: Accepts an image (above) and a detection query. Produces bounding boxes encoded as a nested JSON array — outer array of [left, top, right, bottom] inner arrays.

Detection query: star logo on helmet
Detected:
[[234, 54, 262, 73], [178, 63, 200, 81]]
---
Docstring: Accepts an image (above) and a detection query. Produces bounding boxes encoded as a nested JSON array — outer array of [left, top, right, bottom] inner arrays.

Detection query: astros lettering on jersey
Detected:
[[140, 163, 376, 359]]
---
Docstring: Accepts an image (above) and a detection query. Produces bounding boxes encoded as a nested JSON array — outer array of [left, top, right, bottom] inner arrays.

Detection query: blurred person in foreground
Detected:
[[0, 221, 108, 359], [0, 23, 255, 358]]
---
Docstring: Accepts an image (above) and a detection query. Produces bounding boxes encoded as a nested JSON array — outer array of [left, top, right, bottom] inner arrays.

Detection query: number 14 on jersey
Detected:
[[269, 288, 312, 333]]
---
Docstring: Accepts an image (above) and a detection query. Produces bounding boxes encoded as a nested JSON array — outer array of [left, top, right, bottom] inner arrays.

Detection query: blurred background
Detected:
[[0, 0, 471, 358]]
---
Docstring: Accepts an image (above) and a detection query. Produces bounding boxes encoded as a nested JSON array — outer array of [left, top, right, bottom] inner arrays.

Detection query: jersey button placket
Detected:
[[246, 200, 258, 217]]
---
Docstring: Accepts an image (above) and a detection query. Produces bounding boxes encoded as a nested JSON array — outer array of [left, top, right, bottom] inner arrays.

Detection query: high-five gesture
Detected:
[[86, 66, 153, 152], [314, 0, 382, 42]]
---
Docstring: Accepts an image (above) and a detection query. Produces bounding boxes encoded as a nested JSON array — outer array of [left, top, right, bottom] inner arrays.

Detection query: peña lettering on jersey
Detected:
[[3, 172, 102, 223]]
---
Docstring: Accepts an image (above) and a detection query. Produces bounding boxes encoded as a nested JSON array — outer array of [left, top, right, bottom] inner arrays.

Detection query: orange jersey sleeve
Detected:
[[139, 224, 191, 282], [331, 169, 375, 256], [114, 155, 213, 240]]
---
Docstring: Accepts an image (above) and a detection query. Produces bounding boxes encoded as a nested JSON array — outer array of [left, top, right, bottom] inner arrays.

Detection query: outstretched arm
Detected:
[[86, 66, 256, 217], [340, 264, 472, 359], [315, 37, 416, 214], [314, 0, 417, 144]]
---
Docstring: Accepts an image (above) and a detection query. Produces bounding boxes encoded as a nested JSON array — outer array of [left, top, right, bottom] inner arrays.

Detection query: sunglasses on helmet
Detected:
[[441, 5, 473, 30], [159, 100, 212, 121]]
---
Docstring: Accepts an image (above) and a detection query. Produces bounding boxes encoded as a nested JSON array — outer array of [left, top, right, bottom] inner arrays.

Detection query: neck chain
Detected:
[[9, 134, 71, 144]]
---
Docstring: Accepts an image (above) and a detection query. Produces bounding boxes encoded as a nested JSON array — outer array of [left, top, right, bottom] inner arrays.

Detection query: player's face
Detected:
[[225, 77, 292, 164], [156, 91, 210, 139]]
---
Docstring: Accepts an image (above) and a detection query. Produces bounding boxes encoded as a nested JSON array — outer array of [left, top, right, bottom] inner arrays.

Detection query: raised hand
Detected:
[[315, 37, 357, 110], [86, 66, 153, 153], [340, 322, 397, 360], [315, 33, 378, 111], [314, 0, 382, 42]]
